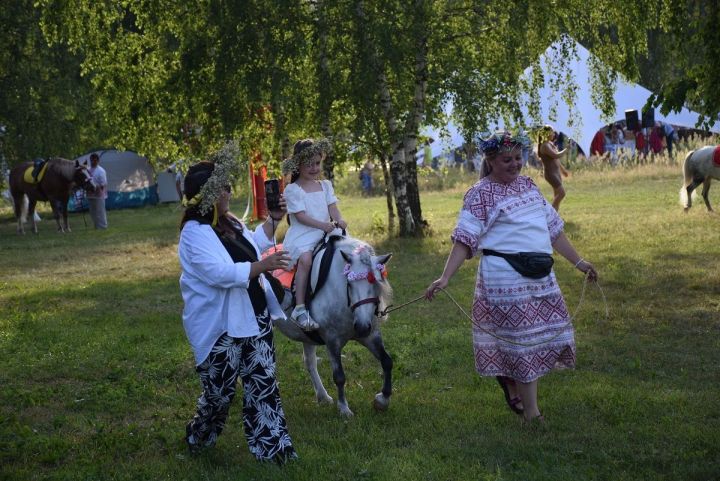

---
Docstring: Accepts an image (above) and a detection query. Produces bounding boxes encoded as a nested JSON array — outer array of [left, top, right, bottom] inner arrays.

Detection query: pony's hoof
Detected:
[[372, 393, 390, 412], [317, 393, 333, 404], [338, 405, 354, 417]]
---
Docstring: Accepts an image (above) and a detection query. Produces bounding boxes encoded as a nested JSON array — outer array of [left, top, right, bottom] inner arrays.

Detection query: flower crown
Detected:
[[183, 140, 243, 215], [281, 138, 333, 175], [479, 131, 530, 155]]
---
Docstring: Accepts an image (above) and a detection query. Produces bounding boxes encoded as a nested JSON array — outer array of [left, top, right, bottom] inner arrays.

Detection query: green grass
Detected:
[[1, 164, 719, 481]]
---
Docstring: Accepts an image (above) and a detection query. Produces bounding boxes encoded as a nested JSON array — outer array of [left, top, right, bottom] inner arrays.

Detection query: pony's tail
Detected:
[[679, 150, 695, 207]]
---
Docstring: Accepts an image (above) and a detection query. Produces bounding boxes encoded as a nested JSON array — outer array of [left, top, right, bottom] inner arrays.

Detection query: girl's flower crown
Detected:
[[479, 131, 531, 155], [281, 138, 333, 175]]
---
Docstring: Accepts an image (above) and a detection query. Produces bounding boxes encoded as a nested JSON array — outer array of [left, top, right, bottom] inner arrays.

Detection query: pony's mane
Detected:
[[336, 237, 393, 315]]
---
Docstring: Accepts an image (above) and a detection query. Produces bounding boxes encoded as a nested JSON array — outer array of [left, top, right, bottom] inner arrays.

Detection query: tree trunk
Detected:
[[373, 119, 395, 227], [378, 70, 415, 236], [401, 10, 429, 234], [354, 0, 416, 236], [377, 151, 395, 229]]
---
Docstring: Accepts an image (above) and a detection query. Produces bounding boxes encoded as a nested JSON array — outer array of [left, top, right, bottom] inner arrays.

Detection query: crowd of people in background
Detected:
[[590, 120, 679, 164]]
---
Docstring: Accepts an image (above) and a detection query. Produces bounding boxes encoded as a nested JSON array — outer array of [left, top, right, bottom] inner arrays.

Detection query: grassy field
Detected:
[[1, 164, 719, 481]]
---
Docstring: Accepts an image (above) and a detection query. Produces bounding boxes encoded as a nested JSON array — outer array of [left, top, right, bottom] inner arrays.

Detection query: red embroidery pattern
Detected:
[[474, 346, 576, 382], [473, 294, 569, 328], [471, 294, 575, 381], [464, 176, 538, 221], [450, 229, 478, 256]]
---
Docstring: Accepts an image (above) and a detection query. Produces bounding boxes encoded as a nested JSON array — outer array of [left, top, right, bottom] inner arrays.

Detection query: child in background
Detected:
[[281, 138, 347, 330]]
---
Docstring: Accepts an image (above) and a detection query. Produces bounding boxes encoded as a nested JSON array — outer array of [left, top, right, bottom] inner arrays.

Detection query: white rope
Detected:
[[383, 273, 609, 347]]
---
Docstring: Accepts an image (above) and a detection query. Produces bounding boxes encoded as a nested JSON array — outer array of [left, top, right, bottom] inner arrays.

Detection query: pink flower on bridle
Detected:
[[342, 263, 387, 284]]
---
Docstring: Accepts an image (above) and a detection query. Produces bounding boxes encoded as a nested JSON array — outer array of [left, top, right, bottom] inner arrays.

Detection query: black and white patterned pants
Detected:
[[186, 312, 297, 463]]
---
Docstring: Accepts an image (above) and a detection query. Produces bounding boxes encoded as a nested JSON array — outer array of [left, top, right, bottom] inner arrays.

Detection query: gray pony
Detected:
[[680, 145, 720, 212], [275, 236, 393, 417]]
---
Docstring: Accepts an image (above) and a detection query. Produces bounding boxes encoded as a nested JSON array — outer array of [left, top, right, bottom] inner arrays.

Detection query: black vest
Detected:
[[216, 220, 267, 315]]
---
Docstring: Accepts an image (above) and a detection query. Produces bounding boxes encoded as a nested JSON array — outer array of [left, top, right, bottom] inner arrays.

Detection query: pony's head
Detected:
[[73, 160, 96, 191], [340, 242, 392, 338]]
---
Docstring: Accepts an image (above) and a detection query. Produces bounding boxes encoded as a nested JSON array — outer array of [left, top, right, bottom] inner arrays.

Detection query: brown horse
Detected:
[[9, 158, 95, 234]]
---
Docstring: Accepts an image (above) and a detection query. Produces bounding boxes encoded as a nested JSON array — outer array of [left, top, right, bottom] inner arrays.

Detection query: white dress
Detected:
[[282, 180, 339, 268], [452, 176, 575, 383]]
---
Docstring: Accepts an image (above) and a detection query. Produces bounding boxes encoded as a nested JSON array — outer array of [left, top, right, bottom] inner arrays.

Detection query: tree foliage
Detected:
[[13, 0, 702, 235], [646, 0, 720, 126], [0, 0, 104, 166]]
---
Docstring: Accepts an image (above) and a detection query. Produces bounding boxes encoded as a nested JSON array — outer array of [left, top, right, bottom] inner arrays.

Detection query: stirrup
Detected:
[[291, 308, 319, 331]]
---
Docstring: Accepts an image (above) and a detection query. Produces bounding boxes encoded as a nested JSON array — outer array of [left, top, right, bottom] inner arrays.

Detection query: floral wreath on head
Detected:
[[281, 138, 333, 175], [182, 140, 243, 216], [537, 125, 555, 143], [478, 130, 531, 156]]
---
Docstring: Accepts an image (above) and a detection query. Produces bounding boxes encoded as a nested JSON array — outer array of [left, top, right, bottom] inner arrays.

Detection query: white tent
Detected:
[[70, 149, 158, 211], [425, 36, 718, 158]]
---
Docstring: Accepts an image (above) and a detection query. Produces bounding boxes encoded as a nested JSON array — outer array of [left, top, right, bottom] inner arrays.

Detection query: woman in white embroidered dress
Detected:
[[281, 138, 347, 331], [425, 131, 598, 425]]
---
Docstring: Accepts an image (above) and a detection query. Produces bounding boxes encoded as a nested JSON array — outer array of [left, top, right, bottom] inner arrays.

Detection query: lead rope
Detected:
[[379, 273, 609, 348]]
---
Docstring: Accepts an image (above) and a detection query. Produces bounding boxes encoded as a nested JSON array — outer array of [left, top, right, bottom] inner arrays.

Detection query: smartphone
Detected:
[[264, 179, 281, 211]]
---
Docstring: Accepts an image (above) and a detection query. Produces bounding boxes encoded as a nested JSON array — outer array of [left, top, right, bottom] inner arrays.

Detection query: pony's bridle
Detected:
[[346, 282, 380, 315], [77, 166, 94, 190], [342, 260, 387, 316]]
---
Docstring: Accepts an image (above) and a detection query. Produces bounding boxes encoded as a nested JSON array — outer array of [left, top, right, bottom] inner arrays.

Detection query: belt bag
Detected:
[[482, 249, 554, 279]]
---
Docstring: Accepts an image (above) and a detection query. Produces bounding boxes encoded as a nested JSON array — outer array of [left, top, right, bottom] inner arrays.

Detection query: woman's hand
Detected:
[[321, 221, 335, 233], [261, 250, 290, 272], [268, 195, 287, 221], [425, 277, 449, 300], [335, 219, 348, 230], [575, 259, 598, 282]]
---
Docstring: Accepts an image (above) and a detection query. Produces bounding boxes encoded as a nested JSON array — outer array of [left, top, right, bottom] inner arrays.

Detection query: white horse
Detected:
[[680, 145, 720, 212], [274, 236, 393, 417]]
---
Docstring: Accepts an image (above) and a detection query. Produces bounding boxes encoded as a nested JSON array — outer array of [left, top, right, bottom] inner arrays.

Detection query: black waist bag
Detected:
[[482, 249, 554, 279]]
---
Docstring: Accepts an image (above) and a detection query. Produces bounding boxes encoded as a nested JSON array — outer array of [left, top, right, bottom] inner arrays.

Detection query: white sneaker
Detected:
[[291, 306, 319, 331]]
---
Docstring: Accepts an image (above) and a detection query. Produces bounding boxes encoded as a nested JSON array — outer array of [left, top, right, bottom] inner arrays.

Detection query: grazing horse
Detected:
[[9, 158, 95, 233], [274, 236, 393, 417], [680, 146, 720, 212]]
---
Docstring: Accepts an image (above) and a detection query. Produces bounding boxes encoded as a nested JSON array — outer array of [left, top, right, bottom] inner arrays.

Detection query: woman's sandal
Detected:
[[495, 376, 524, 415]]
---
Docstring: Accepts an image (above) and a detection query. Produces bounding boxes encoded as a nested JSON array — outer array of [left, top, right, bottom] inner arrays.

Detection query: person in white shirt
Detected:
[[178, 156, 297, 463], [86, 153, 108, 229]]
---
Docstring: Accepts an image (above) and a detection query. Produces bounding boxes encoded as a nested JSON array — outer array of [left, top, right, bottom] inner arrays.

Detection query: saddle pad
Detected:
[[262, 244, 295, 290], [23, 163, 49, 184], [714, 145, 720, 166]]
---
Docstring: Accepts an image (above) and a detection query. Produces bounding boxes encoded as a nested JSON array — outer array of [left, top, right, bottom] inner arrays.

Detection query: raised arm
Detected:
[[540, 141, 567, 160]]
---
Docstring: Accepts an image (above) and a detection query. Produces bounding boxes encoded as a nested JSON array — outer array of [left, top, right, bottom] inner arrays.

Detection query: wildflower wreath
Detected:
[[281, 138, 333, 175]]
